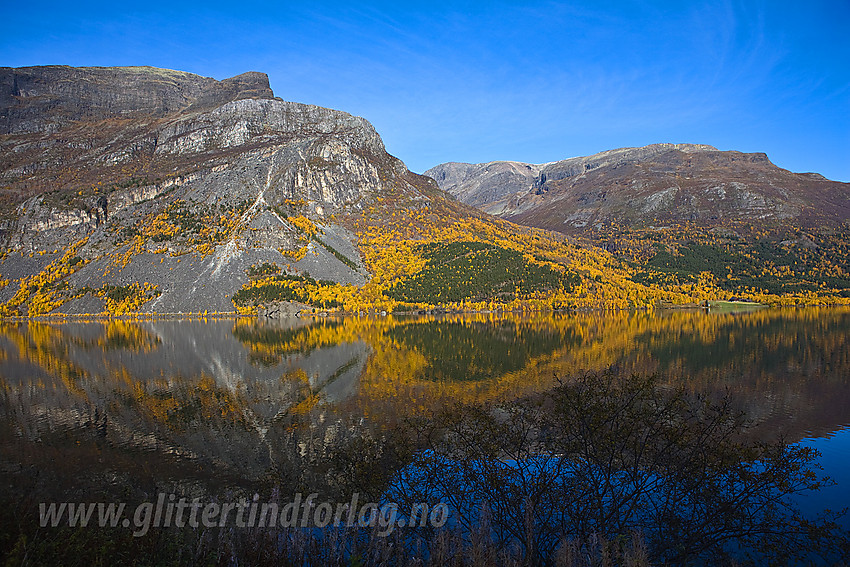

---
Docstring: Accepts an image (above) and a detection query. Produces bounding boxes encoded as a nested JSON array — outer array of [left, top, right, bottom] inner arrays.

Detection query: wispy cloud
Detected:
[[2, 0, 848, 179]]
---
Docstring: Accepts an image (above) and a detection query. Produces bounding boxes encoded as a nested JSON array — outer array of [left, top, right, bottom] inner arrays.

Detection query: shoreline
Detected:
[[9, 301, 849, 324]]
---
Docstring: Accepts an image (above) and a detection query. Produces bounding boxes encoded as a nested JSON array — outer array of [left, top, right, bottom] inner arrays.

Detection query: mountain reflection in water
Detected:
[[0, 308, 848, 506]]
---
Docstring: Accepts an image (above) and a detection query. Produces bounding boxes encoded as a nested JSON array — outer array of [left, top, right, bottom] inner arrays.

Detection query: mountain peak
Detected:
[[0, 65, 275, 135], [0, 64, 433, 315]]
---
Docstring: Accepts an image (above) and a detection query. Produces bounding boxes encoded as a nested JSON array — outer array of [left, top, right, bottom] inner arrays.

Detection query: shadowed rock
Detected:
[[0, 65, 274, 134]]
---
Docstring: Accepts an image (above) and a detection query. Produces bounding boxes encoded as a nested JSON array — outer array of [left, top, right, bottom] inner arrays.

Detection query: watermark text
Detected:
[[39, 493, 449, 537]]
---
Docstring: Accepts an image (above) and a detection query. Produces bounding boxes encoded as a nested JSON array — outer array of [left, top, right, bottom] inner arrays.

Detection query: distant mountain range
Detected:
[[426, 144, 850, 233]]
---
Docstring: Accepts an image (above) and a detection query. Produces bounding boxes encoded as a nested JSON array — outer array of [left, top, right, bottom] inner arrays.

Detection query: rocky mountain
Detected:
[[426, 144, 850, 233], [0, 65, 395, 207], [0, 65, 438, 316], [2, 67, 848, 317]]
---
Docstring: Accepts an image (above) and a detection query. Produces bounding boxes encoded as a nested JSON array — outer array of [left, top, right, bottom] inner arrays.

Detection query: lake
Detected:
[[1, 307, 848, 563]]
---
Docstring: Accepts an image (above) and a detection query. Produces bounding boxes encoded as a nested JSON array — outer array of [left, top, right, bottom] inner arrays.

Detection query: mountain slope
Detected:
[[0, 65, 434, 315], [1, 68, 847, 317], [1, 65, 652, 316], [426, 143, 850, 232], [427, 145, 850, 301]]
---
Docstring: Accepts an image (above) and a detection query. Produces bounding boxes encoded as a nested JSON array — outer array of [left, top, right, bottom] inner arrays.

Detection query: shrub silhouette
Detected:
[[389, 372, 848, 565]]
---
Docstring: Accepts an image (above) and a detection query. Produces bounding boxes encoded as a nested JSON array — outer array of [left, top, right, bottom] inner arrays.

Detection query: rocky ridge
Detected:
[[0, 66, 274, 134], [426, 144, 850, 233]]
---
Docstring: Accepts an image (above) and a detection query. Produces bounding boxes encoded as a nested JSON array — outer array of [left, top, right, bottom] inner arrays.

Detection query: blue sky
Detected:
[[2, 0, 849, 180]]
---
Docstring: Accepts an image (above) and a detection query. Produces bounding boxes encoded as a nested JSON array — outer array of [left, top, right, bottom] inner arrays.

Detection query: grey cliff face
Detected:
[[154, 97, 385, 157], [0, 65, 424, 315], [425, 161, 541, 210], [0, 67, 388, 203]]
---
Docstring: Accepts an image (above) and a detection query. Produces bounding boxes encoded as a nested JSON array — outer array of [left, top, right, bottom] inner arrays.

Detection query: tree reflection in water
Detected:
[[0, 308, 847, 564], [390, 372, 848, 565]]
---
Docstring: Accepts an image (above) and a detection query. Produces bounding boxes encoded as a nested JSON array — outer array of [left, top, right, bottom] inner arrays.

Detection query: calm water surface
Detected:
[[1, 307, 848, 523]]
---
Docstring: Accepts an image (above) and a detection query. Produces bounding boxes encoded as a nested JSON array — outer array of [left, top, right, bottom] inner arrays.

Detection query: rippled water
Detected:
[[1, 307, 848, 516]]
